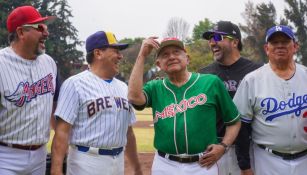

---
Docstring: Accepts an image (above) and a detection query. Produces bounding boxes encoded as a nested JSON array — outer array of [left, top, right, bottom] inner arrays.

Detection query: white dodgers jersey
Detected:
[[234, 63, 307, 153], [55, 70, 136, 148]]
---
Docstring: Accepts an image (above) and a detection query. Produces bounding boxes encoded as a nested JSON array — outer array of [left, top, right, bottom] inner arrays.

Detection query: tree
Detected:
[[186, 40, 212, 72], [0, 0, 41, 47], [192, 18, 214, 41], [0, 0, 83, 79], [284, 0, 307, 66], [43, 0, 84, 79], [240, 1, 280, 63], [163, 17, 190, 41], [119, 37, 157, 82]]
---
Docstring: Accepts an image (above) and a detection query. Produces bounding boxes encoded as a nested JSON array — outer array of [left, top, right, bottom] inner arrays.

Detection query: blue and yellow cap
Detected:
[[86, 31, 128, 53]]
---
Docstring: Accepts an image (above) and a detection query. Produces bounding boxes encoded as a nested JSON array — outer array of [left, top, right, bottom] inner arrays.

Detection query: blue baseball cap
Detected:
[[86, 31, 128, 53], [265, 25, 296, 43]]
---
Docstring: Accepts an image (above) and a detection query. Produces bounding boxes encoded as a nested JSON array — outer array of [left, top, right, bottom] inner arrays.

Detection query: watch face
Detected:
[[219, 142, 229, 152]]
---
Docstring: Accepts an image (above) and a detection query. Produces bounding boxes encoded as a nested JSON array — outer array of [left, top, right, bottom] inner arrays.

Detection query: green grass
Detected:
[[47, 108, 154, 153], [135, 107, 153, 121], [133, 128, 154, 152], [47, 130, 54, 153]]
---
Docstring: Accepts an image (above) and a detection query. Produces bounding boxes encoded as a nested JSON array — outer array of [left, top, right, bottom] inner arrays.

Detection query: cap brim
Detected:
[[202, 31, 230, 40], [266, 31, 294, 42], [156, 40, 184, 56], [109, 43, 129, 50], [28, 16, 57, 25]]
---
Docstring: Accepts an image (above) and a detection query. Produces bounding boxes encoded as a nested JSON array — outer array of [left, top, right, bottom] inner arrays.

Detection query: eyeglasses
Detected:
[[208, 33, 234, 42], [22, 24, 46, 32]]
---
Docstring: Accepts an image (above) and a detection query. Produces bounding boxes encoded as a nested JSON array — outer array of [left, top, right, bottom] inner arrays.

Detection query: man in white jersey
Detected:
[[234, 25, 307, 175], [51, 31, 143, 175], [0, 5, 59, 175]]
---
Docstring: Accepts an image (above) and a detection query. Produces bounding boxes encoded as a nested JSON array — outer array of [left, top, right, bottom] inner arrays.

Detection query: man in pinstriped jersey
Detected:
[[51, 31, 142, 175], [0, 5, 60, 175]]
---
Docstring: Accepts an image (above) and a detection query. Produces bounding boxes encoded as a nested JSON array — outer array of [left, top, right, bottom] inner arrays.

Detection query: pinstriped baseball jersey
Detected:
[[143, 73, 240, 154], [233, 63, 307, 153], [55, 70, 136, 148], [0, 47, 57, 145]]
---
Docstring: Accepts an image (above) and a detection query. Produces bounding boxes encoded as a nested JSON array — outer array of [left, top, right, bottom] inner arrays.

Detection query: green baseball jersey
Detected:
[[143, 73, 239, 154]]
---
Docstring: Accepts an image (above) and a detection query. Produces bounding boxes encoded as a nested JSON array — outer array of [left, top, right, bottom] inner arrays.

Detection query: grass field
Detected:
[[135, 108, 153, 121], [47, 108, 155, 153]]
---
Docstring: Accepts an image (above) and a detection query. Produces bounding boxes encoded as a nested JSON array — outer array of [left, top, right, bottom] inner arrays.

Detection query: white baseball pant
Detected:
[[151, 152, 218, 175], [253, 144, 307, 175], [0, 144, 47, 175], [216, 145, 240, 175], [67, 146, 124, 175]]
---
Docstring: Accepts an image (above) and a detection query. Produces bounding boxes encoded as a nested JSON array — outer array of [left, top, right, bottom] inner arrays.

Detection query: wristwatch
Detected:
[[218, 142, 229, 153]]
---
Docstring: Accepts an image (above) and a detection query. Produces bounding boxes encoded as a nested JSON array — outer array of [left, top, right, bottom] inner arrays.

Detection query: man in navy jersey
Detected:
[[199, 21, 262, 175]]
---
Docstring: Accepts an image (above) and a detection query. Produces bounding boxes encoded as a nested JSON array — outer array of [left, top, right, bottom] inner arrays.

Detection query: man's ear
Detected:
[[92, 49, 104, 61], [156, 59, 161, 69], [264, 44, 269, 56], [234, 39, 239, 48], [15, 27, 25, 39], [186, 54, 190, 65], [293, 42, 299, 53]]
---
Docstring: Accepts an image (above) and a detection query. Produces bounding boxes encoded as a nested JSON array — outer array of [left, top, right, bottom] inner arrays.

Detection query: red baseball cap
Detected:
[[7, 5, 56, 33]]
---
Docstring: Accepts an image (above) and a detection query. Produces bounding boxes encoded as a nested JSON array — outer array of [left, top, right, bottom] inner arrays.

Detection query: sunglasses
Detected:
[[22, 24, 46, 32], [208, 33, 234, 42]]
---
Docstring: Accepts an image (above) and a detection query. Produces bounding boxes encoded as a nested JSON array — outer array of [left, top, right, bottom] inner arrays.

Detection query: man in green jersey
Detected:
[[128, 37, 241, 175]]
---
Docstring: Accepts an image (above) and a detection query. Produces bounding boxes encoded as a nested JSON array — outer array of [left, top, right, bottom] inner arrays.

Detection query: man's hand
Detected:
[[241, 169, 254, 175], [198, 144, 225, 168], [138, 37, 159, 58]]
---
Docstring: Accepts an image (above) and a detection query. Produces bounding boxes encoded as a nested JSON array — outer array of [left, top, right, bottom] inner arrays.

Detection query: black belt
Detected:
[[157, 150, 199, 163], [76, 145, 123, 156], [258, 144, 307, 160], [0, 141, 43, 151]]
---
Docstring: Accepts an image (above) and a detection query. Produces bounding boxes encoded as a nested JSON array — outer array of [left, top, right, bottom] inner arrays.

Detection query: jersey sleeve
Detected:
[[54, 78, 79, 125], [214, 77, 240, 125], [143, 80, 156, 107], [129, 108, 137, 126], [120, 81, 137, 126], [53, 72, 62, 102], [233, 76, 254, 123]]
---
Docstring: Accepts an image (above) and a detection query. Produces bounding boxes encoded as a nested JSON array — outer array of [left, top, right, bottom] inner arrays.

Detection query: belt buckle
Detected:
[[111, 148, 122, 158], [176, 154, 196, 163], [110, 148, 118, 158]]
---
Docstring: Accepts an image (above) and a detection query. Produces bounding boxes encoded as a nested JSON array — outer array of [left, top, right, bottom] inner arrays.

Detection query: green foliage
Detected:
[[0, 0, 83, 79], [186, 40, 212, 72], [192, 18, 214, 41], [284, 0, 307, 66], [240, 1, 279, 63], [119, 37, 156, 81], [44, 0, 84, 79], [0, 0, 41, 47]]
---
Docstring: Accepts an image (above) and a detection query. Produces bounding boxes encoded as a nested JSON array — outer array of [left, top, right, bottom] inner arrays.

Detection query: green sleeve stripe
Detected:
[[224, 113, 240, 125], [143, 90, 149, 106]]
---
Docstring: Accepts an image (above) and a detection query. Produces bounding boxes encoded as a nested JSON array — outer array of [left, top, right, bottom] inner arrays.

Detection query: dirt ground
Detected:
[[125, 120, 154, 175]]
